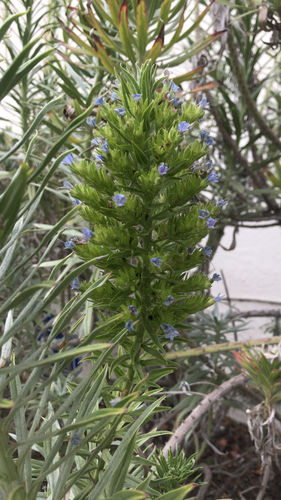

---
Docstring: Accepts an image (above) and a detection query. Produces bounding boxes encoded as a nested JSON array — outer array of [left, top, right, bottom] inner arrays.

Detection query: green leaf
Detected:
[[92, 34, 116, 75], [0, 10, 28, 42], [105, 491, 147, 500], [118, 1, 136, 64], [136, 0, 148, 61], [173, 66, 205, 85], [153, 0, 172, 38], [144, 24, 164, 64], [158, 483, 196, 500], [0, 282, 53, 315], [0, 163, 28, 242], [108, 431, 138, 495], [107, 0, 120, 26]]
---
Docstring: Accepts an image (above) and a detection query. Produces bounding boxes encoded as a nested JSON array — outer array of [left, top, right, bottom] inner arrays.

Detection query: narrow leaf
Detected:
[[118, 1, 136, 64]]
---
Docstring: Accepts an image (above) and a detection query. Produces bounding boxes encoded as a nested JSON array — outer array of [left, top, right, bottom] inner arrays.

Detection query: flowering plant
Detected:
[[68, 61, 222, 388]]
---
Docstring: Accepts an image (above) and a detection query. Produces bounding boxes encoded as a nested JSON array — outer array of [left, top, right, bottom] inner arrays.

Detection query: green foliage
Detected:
[[153, 447, 200, 494]]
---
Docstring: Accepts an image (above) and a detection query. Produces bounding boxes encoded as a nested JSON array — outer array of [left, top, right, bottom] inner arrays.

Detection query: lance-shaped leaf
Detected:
[[119, 0, 136, 64], [107, 0, 120, 27], [0, 10, 28, 42], [178, 0, 216, 42], [161, 0, 186, 55], [173, 65, 205, 85], [191, 81, 221, 93], [136, 0, 147, 62], [84, 4, 125, 54], [144, 23, 164, 64], [165, 30, 226, 67], [152, 0, 172, 39], [56, 17, 97, 57], [92, 34, 116, 75]]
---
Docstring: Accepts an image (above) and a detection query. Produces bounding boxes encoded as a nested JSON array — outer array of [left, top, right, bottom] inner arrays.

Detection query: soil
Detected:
[[194, 417, 281, 500]]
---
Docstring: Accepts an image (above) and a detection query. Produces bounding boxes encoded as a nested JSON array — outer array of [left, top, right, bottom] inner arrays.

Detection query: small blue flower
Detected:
[[96, 154, 106, 162], [203, 246, 212, 257], [173, 96, 182, 107], [110, 397, 121, 406], [178, 121, 190, 133], [200, 130, 210, 141], [171, 81, 179, 92], [187, 246, 195, 255], [198, 209, 210, 219], [114, 107, 126, 118], [61, 180, 72, 190], [165, 295, 174, 306], [61, 153, 74, 165], [101, 142, 109, 154], [71, 278, 81, 290], [128, 305, 139, 315], [160, 323, 172, 332], [212, 273, 222, 282], [165, 329, 179, 340], [207, 173, 219, 183], [158, 163, 168, 175], [95, 97, 104, 106], [82, 228, 93, 240], [206, 137, 215, 146], [72, 199, 81, 206], [217, 197, 228, 207], [206, 217, 216, 229], [114, 79, 120, 89], [131, 93, 142, 103], [113, 194, 126, 206], [151, 257, 162, 267], [64, 241, 75, 250], [199, 97, 208, 108], [86, 117, 96, 127], [70, 433, 82, 445], [125, 320, 134, 332], [214, 293, 223, 303], [111, 91, 119, 101], [91, 138, 100, 146], [205, 160, 212, 171]]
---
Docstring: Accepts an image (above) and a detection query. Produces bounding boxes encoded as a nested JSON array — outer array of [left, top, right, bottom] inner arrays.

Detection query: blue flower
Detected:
[[101, 142, 109, 154], [165, 328, 179, 341], [91, 138, 100, 146], [187, 246, 195, 255], [162, 78, 168, 86], [206, 137, 215, 146], [178, 121, 190, 133], [214, 293, 222, 303], [173, 97, 182, 107], [206, 217, 216, 229], [151, 257, 162, 267], [165, 295, 174, 306], [217, 197, 228, 207], [114, 79, 120, 89], [212, 273, 222, 282], [158, 163, 168, 175], [207, 173, 219, 183], [128, 305, 139, 315], [72, 199, 81, 206], [64, 241, 75, 249], [95, 97, 104, 106], [113, 194, 126, 206], [111, 91, 119, 101], [96, 154, 106, 162], [71, 278, 80, 290], [205, 160, 212, 171], [171, 81, 179, 92], [61, 180, 72, 189], [86, 117, 96, 127], [203, 246, 212, 256], [201, 130, 210, 141], [82, 228, 93, 240], [125, 320, 133, 332], [198, 209, 210, 219], [110, 397, 121, 406], [131, 93, 142, 103], [61, 153, 74, 165], [114, 107, 126, 118], [70, 433, 82, 445], [160, 323, 172, 332], [199, 97, 208, 108]]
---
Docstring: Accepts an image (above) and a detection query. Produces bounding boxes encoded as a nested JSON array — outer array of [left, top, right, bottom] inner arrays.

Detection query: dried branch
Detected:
[[162, 373, 247, 457]]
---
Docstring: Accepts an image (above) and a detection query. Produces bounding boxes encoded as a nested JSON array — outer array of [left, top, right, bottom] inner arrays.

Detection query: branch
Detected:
[[165, 336, 281, 360], [162, 373, 247, 457], [234, 309, 281, 319], [206, 91, 280, 214]]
